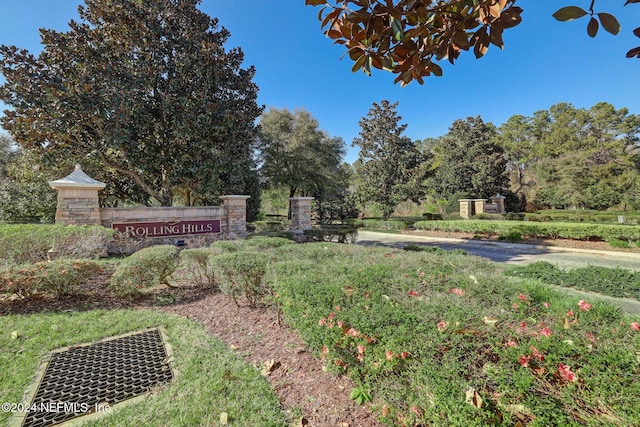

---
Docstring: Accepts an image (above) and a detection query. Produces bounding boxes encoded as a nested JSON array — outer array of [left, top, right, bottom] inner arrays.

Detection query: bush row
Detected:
[[0, 224, 114, 265], [0, 260, 101, 298], [414, 219, 640, 241]]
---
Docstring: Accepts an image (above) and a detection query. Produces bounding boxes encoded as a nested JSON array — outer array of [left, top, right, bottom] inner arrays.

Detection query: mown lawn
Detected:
[[0, 310, 287, 427]]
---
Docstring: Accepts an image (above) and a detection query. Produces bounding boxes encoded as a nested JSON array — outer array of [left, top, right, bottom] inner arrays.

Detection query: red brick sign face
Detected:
[[112, 219, 221, 238]]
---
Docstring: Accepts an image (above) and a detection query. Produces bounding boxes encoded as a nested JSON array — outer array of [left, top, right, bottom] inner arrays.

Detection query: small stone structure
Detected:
[[49, 165, 249, 238], [48, 164, 106, 225], [459, 194, 506, 219], [289, 197, 314, 231]]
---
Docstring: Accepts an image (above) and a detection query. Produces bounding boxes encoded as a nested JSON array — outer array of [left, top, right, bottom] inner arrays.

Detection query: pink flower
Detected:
[[530, 346, 544, 361], [519, 355, 531, 367], [318, 318, 326, 326], [437, 321, 448, 332], [346, 328, 359, 337], [322, 345, 329, 354], [566, 309, 575, 317], [400, 351, 408, 359], [328, 312, 336, 319], [357, 353, 364, 362], [411, 406, 421, 415], [419, 271, 425, 278], [518, 322, 527, 331], [543, 302, 550, 308], [385, 350, 394, 361], [585, 332, 597, 342], [505, 340, 517, 348], [631, 322, 640, 331], [450, 288, 465, 296], [518, 293, 527, 301], [578, 300, 592, 311], [558, 363, 578, 382], [357, 344, 365, 354], [512, 303, 519, 310], [335, 305, 341, 311], [540, 327, 553, 337], [408, 290, 419, 297], [337, 321, 344, 329]]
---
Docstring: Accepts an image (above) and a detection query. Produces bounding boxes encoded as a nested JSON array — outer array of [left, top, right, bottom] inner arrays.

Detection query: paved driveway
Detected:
[[355, 230, 640, 272], [355, 230, 640, 315]]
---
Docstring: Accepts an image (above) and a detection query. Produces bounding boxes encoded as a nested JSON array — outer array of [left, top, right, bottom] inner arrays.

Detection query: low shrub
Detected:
[[252, 220, 290, 233], [504, 213, 525, 221], [608, 239, 631, 248], [414, 219, 640, 242], [358, 219, 407, 231], [110, 245, 180, 296], [303, 226, 358, 243], [0, 260, 101, 298], [179, 248, 220, 289], [214, 251, 272, 307], [250, 230, 295, 240], [421, 212, 443, 220], [498, 231, 523, 242], [243, 236, 296, 250], [0, 224, 114, 264]]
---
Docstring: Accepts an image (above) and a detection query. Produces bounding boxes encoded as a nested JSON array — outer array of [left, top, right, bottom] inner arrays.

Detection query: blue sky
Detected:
[[1, 0, 639, 163]]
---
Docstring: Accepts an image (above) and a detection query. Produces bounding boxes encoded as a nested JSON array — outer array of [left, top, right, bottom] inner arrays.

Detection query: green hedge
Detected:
[[414, 220, 640, 241], [0, 224, 114, 265]]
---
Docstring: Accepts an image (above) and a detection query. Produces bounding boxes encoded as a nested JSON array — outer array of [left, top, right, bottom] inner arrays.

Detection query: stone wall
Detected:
[[49, 166, 249, 239]]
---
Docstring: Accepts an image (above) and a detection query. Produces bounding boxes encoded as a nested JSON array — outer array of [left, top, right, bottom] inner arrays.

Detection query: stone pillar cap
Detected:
[[221, 195, 251, 199], [48, 164, 106, 189], [492, 193, 506, 199]]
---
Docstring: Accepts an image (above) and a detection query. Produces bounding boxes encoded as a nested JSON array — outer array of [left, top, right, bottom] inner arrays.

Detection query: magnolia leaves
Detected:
[[553, 6, 620, 37], [306, 0, 523, 85], [553, 2, 640, 59]]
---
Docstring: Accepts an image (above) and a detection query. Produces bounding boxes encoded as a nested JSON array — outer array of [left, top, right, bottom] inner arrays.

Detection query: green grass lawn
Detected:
[[263, 242, 640, 426], [0, 310, 287, 427]]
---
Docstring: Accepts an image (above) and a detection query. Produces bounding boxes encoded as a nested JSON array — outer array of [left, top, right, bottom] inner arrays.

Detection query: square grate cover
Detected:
[[17, 328, 173, 427]]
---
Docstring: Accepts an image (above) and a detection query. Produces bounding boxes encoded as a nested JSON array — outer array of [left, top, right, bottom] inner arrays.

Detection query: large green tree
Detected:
[[495, 102, 640, 210], [0, 0, 262, 209], [353, 100, 429, 220], [306, 0, 639, 84], [257, 108, 346, 198], [430, 116, 509, 200]]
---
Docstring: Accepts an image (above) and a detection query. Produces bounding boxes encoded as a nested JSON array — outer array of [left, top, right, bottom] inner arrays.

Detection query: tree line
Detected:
[[1, 0, 639, 222]]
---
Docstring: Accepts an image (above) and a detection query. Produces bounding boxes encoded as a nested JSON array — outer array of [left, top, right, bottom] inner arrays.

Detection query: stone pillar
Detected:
[[490, 194, 506, 214], [48, 164, 106, 225], [222, 195, 250, 238], [458, 199, 474, 219], [473, 199, 487, 215], [289, 197, 314, 231]]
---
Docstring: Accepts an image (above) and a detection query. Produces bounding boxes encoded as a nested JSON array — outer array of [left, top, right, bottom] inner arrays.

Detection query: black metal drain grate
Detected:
[[20, 329, 173, 427]]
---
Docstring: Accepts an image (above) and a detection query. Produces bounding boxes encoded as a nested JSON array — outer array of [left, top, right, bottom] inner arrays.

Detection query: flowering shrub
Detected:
[[0, 260, 101, 298], [110, 245, 180, 297]]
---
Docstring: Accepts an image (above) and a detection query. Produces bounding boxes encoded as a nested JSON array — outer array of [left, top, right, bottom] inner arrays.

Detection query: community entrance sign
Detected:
[[112, 219, 221, 238]]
